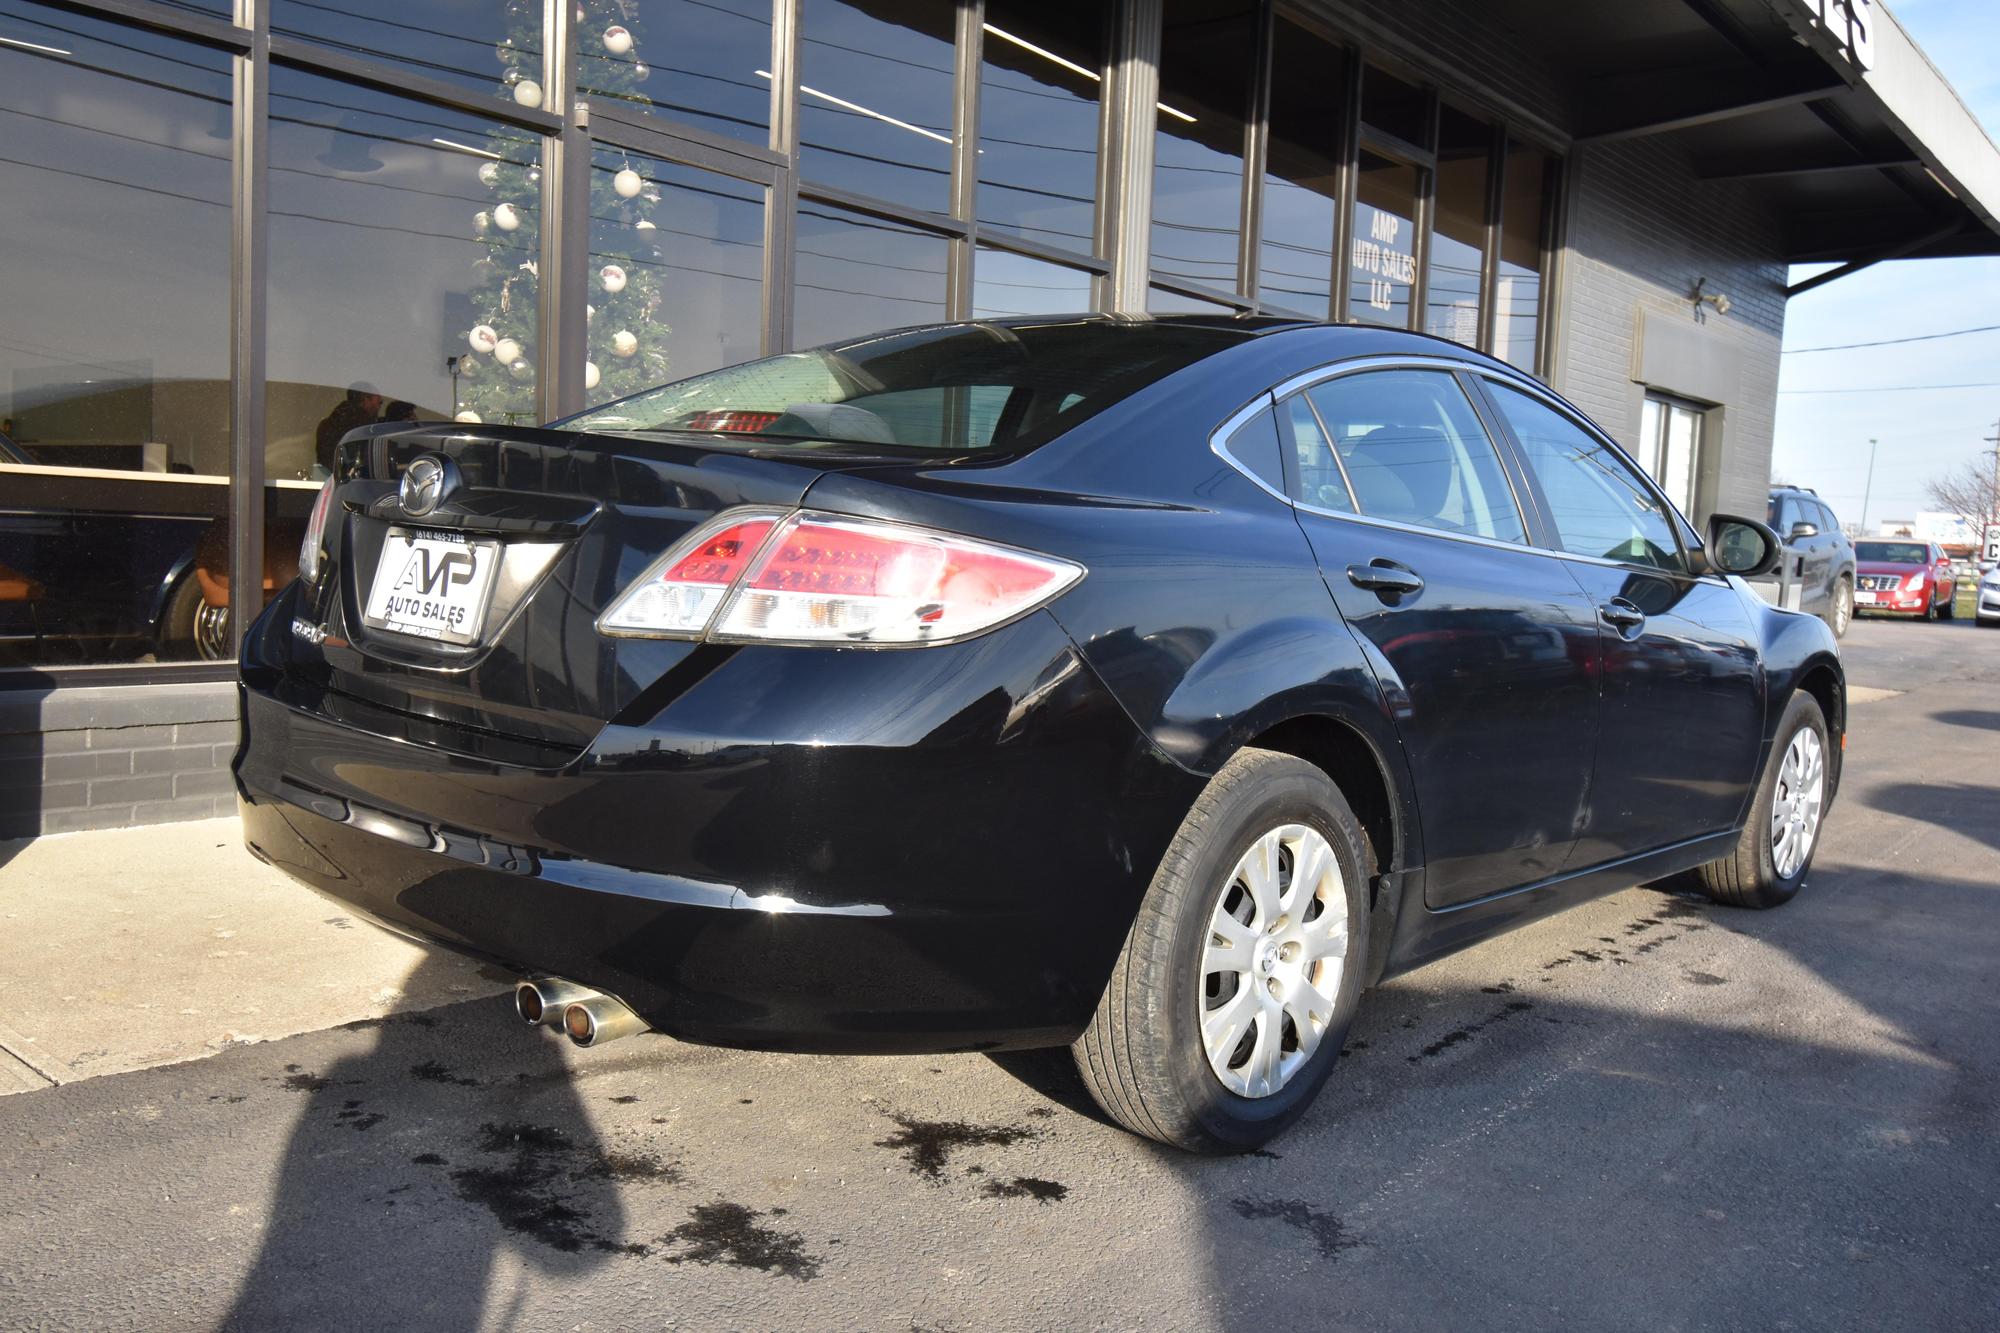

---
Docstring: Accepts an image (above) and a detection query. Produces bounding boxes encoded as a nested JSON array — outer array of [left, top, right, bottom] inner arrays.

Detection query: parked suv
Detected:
[[1767, 486, 1856, 637]]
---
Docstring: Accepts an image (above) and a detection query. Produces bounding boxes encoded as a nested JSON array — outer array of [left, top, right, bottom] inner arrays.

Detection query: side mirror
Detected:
[[1788, 520, 1819, 540], [1707, 513, 1782, 578]]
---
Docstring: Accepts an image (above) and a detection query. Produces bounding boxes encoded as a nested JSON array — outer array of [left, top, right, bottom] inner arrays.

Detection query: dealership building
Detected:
[[2, 0, 1998, 836]]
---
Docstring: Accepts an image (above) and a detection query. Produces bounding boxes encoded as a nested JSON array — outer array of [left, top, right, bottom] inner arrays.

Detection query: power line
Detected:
[[1778, 382, 2000, 394], [1784, 323, 2000, 354]]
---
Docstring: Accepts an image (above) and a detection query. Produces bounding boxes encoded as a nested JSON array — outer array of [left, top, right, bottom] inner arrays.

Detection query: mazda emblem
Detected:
[[399, 454, 455, 517]]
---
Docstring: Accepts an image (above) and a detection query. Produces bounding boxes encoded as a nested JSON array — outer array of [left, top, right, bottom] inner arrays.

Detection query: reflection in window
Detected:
[[1260, 17, 1345, 317], [1147, 286, 1236, 315], [271, 0, 536, 98], [1427, 105, 1489, 346], [1152, 0, 1255, 295], [0, 6, 232, 667], [793, 205, 948, 348], [1284, 396, 1354, 512], [978, 2, 1103, 253], [268, 67, 540, 455], [586, 153, 765, 406], [579, 0, 773, 148], [1300, 371, 1525, 543], [1495, 143, 1548, 371], [798, 0, 954, 213], [1348, 151, 1418, 328], [972, 249, 1094, 319], [1490, 384, 1682, 570]]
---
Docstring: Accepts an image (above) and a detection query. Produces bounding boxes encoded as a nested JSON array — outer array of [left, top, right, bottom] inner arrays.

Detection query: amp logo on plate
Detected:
[[391, 546, 478, 597]]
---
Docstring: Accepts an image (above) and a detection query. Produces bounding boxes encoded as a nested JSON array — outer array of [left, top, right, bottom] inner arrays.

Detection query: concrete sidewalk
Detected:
[[0, 818, 503, 1094]]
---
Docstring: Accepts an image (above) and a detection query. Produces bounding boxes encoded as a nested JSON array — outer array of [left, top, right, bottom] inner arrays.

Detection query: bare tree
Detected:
[[1923, 453, 2000, 530]]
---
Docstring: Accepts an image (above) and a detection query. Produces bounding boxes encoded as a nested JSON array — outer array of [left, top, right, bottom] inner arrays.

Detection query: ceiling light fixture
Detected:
[[756, 69, 952, 145], [0, 34, 72, 56]]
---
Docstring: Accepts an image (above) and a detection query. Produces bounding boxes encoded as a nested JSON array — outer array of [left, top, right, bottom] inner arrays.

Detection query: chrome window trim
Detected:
[[1208, 392, 1292, 506], [1207, 351, 1726, 580]]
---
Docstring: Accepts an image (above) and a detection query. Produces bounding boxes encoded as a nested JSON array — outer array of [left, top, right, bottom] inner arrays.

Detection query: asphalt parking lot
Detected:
[[3, 615, 1996, 1331]]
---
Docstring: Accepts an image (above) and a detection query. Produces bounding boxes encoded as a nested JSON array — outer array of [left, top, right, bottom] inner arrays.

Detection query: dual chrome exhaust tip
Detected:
[[514, 978, 649, 1048]]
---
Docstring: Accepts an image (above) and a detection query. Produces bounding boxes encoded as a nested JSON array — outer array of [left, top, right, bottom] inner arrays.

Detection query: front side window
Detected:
[[1294, 370, 1524, 542], [1488, 383, 1683, 572]]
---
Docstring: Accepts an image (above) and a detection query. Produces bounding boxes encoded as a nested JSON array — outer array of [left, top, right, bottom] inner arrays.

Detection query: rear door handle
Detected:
[[1599, 598, 1646, 631], [1346, 561, 1424, 598]]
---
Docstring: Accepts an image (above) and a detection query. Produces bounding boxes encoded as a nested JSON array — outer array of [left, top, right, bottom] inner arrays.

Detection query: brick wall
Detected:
[[1552, 137, 1788, 519], [0, 682, 239, 838]]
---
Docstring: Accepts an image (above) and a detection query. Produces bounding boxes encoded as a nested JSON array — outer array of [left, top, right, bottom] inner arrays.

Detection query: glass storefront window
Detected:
[[797, 0, 955, 214], [0, 6, 232, 667], [1495, 143, 1548, 371], [585, 152, 766, 405], [579, 0, 774, 149], [1427, 105, 1489, 346], [793, 204, 948, 348], [972, 249, 1094, 320], [1260, 17, 1346, 317], [1152, 0, 1256, 296], [977, 1, 1104, 254], [271, 0, 540, 100], [1360, 62, 1428, 149], [1348, 151, 1419, 328]]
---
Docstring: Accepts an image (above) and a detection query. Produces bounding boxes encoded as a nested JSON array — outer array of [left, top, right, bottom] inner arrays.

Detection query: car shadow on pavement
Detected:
[[1928, 708, 2000, 733], [1864, 779, 2000, 856], [222, 954, 627, 1331]]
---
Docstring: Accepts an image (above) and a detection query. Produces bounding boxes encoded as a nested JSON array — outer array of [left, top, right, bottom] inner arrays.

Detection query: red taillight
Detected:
[[598, 509, 1084, 646], [679, 410, 781, 434], [298, 478, 336, 585], [598, 512, 782, 637]]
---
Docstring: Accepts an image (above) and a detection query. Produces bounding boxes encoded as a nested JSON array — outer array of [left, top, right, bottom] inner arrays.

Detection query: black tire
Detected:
[[1072, 747, 1374, 1153], [1696, 693, 1830, 910], [1937, 589, 1955, 620], [156, 574, 204, 662], [1826, 577, 1852, 638]]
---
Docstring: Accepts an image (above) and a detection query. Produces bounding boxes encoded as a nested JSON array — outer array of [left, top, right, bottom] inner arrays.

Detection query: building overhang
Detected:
[[1443, 0, 2000, 275]]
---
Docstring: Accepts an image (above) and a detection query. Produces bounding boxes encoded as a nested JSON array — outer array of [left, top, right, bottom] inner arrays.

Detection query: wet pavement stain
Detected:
[[448, 1121, 679, 1254], [874, 1114, 1038, 1181], [409, 1060, 481, 1087], [411, 1153, 447, 1166], [1231, 1198, 1358, 1259], [1409, 1000, 1535, 1063], [278, 1065, 331, 1093], [981, 1176, 1069, 1204], [335, 1105, 386, 1132], [1685, 971, 1729, 986], [659, 1201, 822, 1280], [608, 1095, 639, 1104]]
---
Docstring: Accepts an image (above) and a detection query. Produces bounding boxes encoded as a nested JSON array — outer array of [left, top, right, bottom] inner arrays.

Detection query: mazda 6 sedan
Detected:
[[236, 316, 1845, 1152]]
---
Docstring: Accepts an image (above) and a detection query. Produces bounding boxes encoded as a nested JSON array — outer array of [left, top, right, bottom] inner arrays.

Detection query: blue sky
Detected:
[[1771, 0, 2000, 527]]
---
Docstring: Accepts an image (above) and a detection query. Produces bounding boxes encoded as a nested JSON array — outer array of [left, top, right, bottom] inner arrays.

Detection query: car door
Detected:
[[1277, 364, 1600, 909], [1477, 378, 1765, 861]]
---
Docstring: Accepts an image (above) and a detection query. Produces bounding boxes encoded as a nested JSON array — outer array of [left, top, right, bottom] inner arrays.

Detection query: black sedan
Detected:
[[235, 316, 1844, 1152]]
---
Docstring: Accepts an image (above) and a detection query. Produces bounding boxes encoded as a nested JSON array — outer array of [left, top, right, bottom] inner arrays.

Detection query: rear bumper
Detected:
[[234, 604, 1199, 1054]]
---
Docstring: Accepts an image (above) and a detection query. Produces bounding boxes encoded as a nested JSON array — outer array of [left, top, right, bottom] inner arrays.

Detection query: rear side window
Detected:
[[1294, 370, 1526, 543], [1814, 501, 1840, 534], [1221, 404, 1286, 493], [1487, 383, 1684, 572], [1283, 395, 1354, 512]]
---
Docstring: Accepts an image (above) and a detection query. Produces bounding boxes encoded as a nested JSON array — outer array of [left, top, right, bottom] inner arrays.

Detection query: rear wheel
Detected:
[[1696, 693, 1829, 909], [1073, 747, 1372, 1153]]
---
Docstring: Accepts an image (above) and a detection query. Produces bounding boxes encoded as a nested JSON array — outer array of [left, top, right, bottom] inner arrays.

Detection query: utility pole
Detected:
[[1858, 436, 1879, 535]]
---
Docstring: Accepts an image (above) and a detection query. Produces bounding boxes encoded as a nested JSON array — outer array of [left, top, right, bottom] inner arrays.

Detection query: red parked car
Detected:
[[1852, 540, 1957, 619]]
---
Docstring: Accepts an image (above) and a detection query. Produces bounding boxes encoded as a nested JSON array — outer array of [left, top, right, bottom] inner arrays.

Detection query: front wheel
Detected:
[[1827, 578, 1852, 638], [1937, 589, 1956, 620], [1695, 693, 1830, 909], [1073, 748, 1373, 1153]]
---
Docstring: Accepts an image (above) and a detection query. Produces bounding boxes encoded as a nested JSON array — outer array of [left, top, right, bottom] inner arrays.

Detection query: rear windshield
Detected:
[[557, 319, 1246, 454], [1856, 541, 1927, 564]]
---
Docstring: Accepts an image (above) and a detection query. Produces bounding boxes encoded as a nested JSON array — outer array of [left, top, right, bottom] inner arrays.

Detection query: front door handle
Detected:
[[1346, 561, 1424, 598], [1599, 598, 1646, 632]]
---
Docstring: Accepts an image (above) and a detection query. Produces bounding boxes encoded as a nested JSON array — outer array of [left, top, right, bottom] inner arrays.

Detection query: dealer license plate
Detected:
[[363, 527, 501, 646], [1855, 591, 1879, 606]]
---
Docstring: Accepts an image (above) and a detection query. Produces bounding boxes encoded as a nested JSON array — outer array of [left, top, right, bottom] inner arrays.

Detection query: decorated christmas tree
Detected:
[[459, 1, 672, 423]]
